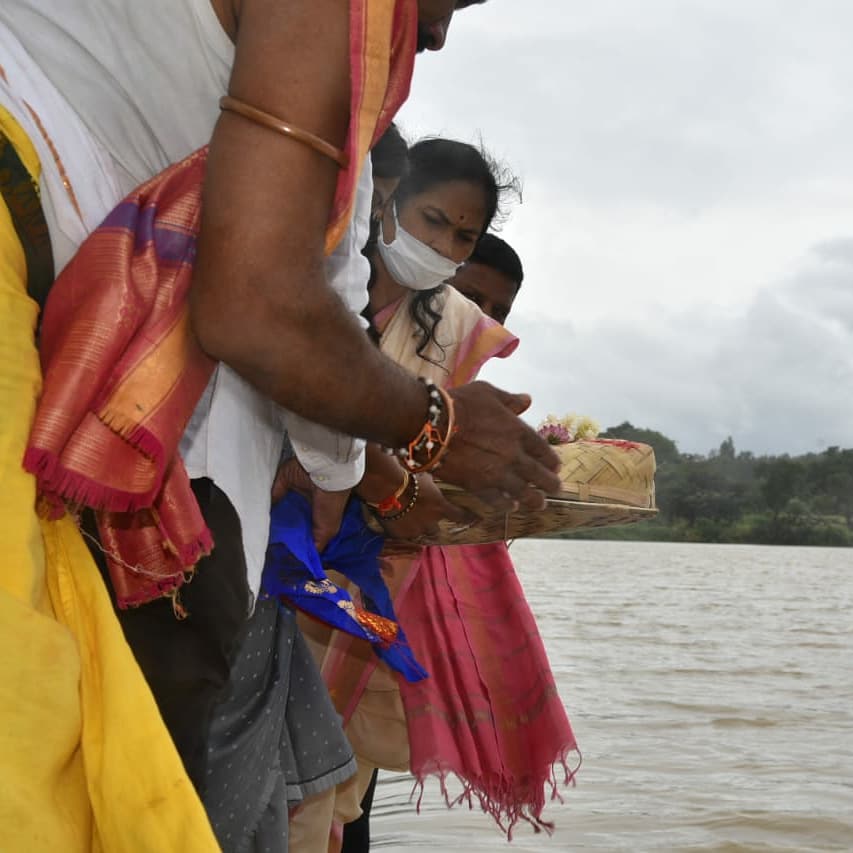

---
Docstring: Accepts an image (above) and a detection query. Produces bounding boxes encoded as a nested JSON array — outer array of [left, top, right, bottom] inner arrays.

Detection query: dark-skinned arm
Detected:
[[192, 0, 427, 445], [191, 0, 560, 506]]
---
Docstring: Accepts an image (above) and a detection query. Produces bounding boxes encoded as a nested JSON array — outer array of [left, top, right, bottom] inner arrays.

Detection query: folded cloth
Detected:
[[23, 149, 217, 608], [262, 492, 427, 682]]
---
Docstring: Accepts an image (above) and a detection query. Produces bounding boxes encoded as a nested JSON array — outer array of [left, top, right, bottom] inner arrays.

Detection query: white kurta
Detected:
[[2, 0, 372, 600]]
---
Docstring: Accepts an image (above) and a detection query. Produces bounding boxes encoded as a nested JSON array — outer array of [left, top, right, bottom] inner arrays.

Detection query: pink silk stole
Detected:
[[23, 0, 417, 608]]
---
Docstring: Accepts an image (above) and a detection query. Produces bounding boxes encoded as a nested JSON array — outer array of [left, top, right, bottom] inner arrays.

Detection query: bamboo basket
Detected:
[[374, 439, 658, 546]]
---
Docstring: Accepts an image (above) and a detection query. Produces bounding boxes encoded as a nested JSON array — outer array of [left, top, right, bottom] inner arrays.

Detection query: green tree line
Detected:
[[560, 423, 853, 547]]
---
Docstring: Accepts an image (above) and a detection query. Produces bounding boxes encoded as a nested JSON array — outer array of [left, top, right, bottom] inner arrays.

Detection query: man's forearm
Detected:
[[191, 264, 428, 450]]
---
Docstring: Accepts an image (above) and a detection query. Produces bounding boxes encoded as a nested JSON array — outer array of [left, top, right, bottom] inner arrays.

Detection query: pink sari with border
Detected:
[[322, 288, 580, 835]]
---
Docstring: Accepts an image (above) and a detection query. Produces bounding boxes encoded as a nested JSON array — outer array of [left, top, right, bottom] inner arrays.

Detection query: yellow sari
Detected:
[[0, 105, 219, 852]]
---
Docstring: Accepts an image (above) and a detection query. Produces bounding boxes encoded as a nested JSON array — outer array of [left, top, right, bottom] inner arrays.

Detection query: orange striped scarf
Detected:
[[24, 0, 416, 609]]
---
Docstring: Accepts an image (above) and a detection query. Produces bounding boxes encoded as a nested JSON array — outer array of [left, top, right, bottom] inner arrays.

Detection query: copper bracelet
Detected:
[[219, 95, 348, 168]]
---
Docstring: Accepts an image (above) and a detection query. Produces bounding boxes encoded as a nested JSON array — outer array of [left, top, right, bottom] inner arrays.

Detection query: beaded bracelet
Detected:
[[367, 468, 411, 516], [409, 386, 455, 474], [380, 473, 420, 522], [388, 380, 456, 474]]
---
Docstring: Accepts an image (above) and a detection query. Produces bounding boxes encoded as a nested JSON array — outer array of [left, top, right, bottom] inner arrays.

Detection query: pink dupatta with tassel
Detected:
[[396, 542, 580, 835], [322, 287, 580, 835]]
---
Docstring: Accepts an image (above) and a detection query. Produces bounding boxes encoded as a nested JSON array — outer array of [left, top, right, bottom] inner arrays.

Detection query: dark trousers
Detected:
[[86, 478, 250, 793], [342, 768, 379, 852]]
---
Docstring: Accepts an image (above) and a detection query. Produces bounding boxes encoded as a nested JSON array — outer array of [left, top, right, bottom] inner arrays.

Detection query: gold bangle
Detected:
[[367, 468, 411, 513], [380, 474, 420, 522], [219, 95, 348, 168]]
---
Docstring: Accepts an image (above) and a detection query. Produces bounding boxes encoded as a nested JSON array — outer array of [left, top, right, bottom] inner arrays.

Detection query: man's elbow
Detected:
[[188, 272, 301, 367], [189, 260, 325, 365], [189, 285, 242, 363]]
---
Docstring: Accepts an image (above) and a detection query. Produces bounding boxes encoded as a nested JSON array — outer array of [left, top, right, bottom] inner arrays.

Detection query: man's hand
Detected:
[[271, 457, 351, 552], [440, 381, 562, 510], [308, 488, 352, 552]]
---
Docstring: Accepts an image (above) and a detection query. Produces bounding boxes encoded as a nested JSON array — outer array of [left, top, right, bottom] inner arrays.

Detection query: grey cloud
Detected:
[[480, 239, 853, 455], [401, 2, 853, 455], [407, 1, 853, 211]]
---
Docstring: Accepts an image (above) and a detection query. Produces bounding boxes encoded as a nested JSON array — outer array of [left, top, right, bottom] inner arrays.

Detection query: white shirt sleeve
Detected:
[[284, 412, 366, 491], [280, 155, 374, 490]]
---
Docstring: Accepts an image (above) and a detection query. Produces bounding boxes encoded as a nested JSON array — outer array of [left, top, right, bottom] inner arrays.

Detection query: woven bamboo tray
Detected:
[[407, 487, 657, 546], [371, 439, 658, 546]]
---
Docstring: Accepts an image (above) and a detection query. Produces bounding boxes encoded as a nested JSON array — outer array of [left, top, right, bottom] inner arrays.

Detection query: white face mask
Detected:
[[377, 205, 462, 291]]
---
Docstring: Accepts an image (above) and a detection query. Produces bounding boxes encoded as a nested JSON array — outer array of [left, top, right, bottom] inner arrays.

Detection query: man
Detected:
[[0, 2, 558, 849], [450, 232, 524, 325]]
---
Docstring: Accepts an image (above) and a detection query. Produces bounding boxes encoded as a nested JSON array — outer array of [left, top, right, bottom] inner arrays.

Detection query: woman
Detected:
[[293, 138, 579, 849]]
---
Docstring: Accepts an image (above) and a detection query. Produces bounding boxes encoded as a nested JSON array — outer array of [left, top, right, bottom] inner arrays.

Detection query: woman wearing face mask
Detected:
[[368, 137, 502, 362], [351, 137, 522, 550], [294, 139, 579, 851]]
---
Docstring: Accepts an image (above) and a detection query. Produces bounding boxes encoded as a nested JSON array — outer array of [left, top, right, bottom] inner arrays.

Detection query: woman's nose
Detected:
[[429, 230, 455, 260]]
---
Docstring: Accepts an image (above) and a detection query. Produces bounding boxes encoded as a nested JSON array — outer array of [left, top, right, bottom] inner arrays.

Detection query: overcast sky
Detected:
[[397, 0, 853, 456]]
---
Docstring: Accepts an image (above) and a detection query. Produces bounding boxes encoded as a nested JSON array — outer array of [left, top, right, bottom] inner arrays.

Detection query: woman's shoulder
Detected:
[[439, 284, 488, 327]]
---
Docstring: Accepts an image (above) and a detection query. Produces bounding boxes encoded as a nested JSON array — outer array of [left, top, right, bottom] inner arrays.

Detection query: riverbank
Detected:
[[585, 425, 853, 547], [555, 510, 852, 546]]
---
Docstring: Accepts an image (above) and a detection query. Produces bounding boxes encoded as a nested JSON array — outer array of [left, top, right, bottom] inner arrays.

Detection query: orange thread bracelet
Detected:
[[406, 387, 456, 474], [368, 469, 411, 516]]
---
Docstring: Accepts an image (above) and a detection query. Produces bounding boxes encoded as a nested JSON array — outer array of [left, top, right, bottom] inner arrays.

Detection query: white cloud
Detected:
[[480, 240, 853, 455], [398, 1, 853, 453]]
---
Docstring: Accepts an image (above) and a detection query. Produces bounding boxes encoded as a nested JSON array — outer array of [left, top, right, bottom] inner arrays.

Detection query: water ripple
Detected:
[[373, 541, 853, 852]]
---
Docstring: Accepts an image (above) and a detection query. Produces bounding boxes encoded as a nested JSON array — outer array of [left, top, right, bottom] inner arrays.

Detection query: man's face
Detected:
[[450, 261, 519, 325], [416, 1, 484, 52]]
